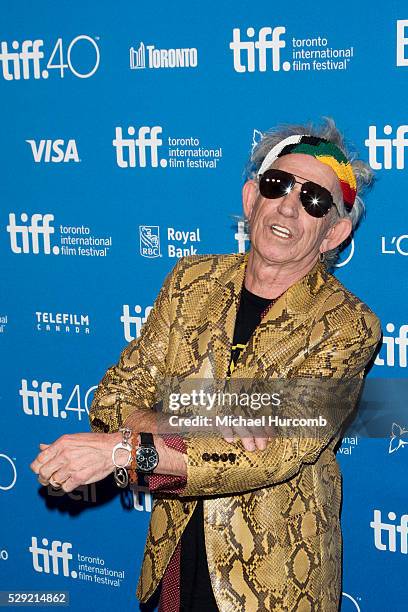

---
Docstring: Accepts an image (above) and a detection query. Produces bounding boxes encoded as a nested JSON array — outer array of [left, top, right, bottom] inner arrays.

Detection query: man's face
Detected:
[[243, 153, 345, 269]]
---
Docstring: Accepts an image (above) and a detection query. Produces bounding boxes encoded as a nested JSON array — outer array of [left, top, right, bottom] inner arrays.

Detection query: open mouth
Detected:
[[270, 224, 293, 239]]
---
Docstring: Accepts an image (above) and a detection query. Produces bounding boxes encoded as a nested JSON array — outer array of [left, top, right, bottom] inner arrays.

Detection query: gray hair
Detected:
[[244, 117, 374, 269]]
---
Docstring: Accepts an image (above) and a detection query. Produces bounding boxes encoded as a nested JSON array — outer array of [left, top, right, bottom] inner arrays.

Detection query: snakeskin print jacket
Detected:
[[89, 253, 381, 612]]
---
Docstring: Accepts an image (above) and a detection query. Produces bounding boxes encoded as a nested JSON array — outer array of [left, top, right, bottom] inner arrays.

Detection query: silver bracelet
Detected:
[[112, 427, 133, 488]]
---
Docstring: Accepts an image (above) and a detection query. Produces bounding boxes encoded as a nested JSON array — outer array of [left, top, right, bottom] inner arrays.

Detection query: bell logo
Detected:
[[6, 213, 58, 255], [29, 537, 76, 577], [229, 26, 289, 73], [113, 125, 167, 168], [0, 454, 17, 491], [26, 139, 79, 163]]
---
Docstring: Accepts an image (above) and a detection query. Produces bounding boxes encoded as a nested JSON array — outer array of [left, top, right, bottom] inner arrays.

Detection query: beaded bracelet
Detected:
[[128, 433, 138, 484]]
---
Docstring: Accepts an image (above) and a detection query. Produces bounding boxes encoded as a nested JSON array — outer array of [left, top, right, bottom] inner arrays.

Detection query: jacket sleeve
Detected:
[[177, 311, 381, 498], [88, 259, 182, 434]]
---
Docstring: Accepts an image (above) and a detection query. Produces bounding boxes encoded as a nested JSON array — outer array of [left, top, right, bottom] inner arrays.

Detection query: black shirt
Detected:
[[179, 286, 273, 611]]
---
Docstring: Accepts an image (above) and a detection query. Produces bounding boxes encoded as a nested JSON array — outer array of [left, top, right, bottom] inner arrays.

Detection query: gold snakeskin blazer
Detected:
[[89, 253, 381, 612]]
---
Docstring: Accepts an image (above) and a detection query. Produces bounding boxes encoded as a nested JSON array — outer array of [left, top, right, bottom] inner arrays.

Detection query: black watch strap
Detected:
[[140, 432, 154, 446]]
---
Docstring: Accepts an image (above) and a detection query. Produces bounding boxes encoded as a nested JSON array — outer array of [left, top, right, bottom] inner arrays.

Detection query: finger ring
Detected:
[[50, 472, 68, 490]]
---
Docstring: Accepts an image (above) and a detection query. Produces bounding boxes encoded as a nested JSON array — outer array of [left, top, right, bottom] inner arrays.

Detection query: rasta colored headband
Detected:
[[257, 134, 357, 209]]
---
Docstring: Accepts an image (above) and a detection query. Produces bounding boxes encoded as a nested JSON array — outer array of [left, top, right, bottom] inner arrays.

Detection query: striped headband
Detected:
[[257, 134, 357, 209]]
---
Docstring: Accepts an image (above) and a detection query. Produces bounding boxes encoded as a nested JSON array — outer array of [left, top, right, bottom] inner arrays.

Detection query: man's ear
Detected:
[[242, 180, 258, 220], [321, 217, 352, 253]]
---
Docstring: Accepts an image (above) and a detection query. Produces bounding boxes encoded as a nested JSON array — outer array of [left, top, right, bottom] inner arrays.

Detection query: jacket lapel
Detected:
[[187, 255, 329, 379], [230, 259, 330, 376], [197, 255, 247, 379]]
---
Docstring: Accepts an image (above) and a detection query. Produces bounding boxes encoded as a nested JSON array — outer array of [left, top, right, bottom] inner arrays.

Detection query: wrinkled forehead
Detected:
[[271, 153, 341, 194]]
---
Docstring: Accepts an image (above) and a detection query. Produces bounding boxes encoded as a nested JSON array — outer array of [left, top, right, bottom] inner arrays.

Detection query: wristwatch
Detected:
[[136, 432, 159, 474]]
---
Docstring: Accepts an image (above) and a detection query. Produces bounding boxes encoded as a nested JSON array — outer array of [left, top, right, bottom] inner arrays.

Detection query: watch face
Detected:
[[136, 446, 159, 473]]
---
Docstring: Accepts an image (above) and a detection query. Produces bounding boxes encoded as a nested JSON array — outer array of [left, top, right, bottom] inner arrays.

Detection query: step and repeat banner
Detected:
[[1, 1, 407, 610]]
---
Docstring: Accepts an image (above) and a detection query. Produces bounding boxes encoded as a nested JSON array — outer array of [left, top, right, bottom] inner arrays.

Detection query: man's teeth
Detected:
[[271, 224, 292, 238]]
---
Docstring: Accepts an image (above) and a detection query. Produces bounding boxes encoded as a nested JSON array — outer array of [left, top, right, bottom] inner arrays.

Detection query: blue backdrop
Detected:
[[1, 1, 407, 610]]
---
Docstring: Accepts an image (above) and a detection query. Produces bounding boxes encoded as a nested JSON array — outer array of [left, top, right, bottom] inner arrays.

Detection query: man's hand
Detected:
[[124, 408, 159, 434], [221, 419, 269, 451], [30, 432, 121, 493]]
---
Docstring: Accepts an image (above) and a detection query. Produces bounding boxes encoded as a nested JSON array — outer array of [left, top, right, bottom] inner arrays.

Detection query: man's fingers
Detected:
[[253, 436, 268, 451], [38, 457, 65, 482], [219, 422, 235, 443], [231, 425, 256, 451]]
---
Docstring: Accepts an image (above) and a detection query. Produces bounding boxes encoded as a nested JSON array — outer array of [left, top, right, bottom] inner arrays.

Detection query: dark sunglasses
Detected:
[[258, 168, 335, 218]]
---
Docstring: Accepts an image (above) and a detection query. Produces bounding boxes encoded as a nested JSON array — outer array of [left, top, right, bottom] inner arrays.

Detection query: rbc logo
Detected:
[[26, 139, 79, 163], [113, 126, 166, 168], [121, 304, 153, 342], [139, 225, 161, 258], [29, 537, 76, 577], [6, 213, 58, 255], [229, 26, 289, 73]]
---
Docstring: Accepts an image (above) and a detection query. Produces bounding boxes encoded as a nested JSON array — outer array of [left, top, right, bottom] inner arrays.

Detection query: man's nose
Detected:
[[276, 184, 300, 218]]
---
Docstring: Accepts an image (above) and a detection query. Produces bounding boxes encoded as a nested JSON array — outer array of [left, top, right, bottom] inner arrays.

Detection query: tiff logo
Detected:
[[26, 139, 79, 163], [365, 125, 408, 169], [371, 510, 408, 554], [29, 537, 77, 577], [113, 126, 167, 168], [397, 20, 408, 66], [235, 220, 249, 253], [20, 379, 62, 417], [121, 305, 152, 342], [6, 213, 59, 255], [0, 40, 44, 80], [229, 26, 289, 73], [375, 324, 408, 367]]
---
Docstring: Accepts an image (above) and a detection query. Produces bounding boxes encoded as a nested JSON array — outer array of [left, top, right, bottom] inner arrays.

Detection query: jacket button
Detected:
[[211, 453, 219, 462], [228, 453, 236, 463], [202, 453, 211, 461], [182, 502, 190, 514], [220, 453, 228, 462]]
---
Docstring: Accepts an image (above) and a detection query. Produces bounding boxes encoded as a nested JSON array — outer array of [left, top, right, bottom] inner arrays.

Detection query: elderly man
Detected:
[[31, 120, 381, 611]]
